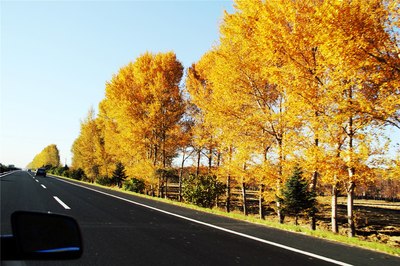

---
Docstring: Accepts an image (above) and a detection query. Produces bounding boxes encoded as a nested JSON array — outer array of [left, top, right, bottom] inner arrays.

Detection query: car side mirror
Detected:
[[3, 211, 83, 260]]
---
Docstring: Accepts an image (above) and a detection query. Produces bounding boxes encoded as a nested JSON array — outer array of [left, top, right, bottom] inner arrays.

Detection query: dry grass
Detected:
[[312, 197, 400, 251]]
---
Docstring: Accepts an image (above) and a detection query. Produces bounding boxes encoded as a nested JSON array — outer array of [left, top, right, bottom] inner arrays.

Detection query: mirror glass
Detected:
[[11, 211, 82, 259]]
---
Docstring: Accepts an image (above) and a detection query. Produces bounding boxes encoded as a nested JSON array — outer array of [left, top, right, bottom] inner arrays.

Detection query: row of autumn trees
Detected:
[[28, 144, 60, 169], [71, 0, 400, 237]]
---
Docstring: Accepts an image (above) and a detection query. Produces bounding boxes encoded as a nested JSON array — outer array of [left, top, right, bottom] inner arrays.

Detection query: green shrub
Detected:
[[123, 178, 145, 193], [112, 162, 127, 188], [96, 176, 114, 186], [280, 166, 317, 225], [182, 174, 225, 208], [70, 168, 86, 180], [50, 165, 69, 176]]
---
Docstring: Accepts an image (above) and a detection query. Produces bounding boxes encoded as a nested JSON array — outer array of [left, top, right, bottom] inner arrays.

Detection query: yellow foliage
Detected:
[[70, 0, 399, 203], [184, 0, 399, 202], [28, 144, 60, 169], [98, 51, 185, 185], [71, 108, 108, 181]]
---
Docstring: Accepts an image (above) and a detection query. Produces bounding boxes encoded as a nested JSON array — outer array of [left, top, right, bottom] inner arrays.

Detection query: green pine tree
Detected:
[[281, 166, 316, 225], [112, 162, 127, 188]]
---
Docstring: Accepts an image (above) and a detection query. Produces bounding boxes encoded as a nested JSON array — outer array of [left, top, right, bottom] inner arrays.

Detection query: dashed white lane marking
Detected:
[[54, 177, 352, 266], [35, 179, 39, 183], [53, 196, 71, 210], [41, 184, 47, 189]]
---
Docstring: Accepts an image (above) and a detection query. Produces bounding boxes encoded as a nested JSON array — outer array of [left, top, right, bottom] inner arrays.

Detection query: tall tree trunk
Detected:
[[259, 184, 265, 220], [179, 166, 184, 202], [260, 145, 269, 220], [331, 143, 343, 234], [157, 176, 162, 198], [161, 129, 167, 199], [277, 183, 284, 224], [242, 182, 248, 216], [179, 151, 185, 202], [347, 104, 356, 237], [154, 143, 158, 166], [164, 175, 168, 199], [277, 138, 284, 224], [331, 182, 339, 233], [310, 170, 318, 230], [347, 180, 356, 237], [226, 175, 231, 213], [196, 149, 201, 177], [208, 146, 212, 172], [226, 146, 233, 213], [179, 169, 183, 202], [179, 148, 190, 202], [310, 115, 319, 230], [162, 131, 166, 168], [217, 151, 221, 167]]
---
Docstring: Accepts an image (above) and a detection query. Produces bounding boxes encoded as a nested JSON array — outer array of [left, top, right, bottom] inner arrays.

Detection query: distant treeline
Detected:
[[0, 163, 20, 173]]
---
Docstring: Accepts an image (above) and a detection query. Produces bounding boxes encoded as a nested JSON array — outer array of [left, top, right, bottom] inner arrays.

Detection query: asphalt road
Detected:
[[1, 171, 399, 266]]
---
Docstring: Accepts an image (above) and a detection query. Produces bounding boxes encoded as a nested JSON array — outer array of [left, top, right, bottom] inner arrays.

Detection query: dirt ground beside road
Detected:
[[316, 198, 400, 248]]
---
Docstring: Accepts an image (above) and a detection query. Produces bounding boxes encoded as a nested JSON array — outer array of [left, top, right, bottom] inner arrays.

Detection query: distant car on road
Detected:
[[35, 168, 46, 177]]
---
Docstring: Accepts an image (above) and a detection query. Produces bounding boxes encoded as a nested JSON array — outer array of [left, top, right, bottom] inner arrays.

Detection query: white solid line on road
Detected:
[[0, 170, 19, 177], [41, 184, 47, 189], [54, 177, 352, 266], [53, 196, 71, 210]]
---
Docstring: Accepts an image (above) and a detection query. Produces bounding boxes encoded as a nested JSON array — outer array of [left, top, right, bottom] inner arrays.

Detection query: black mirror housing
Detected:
[[7, 211, 83, 260]]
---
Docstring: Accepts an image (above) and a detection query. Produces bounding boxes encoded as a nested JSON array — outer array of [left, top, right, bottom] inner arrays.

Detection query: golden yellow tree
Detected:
[[93, 113, 113, 178], [248, 0, 399, 233], [71, 108, 105, 182], [214, 0, 306, 222], [99, 51, 185, 195], [189, 0, 399, 230], [185, 1, 299, 221], [186, 52, 222, 175], [317, 0, 400, 237], [28, 144, 60, 169], [252, 0, 334, 229]]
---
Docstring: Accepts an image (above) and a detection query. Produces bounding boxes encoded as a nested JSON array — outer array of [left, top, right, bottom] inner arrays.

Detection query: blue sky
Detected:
[[1, 0, 399, 168], [1, 0, 234, 167]]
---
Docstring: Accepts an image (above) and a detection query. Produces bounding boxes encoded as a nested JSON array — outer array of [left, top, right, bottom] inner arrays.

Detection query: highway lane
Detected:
[[1, 171, 400, 265], [1, 171, 69, 234]]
